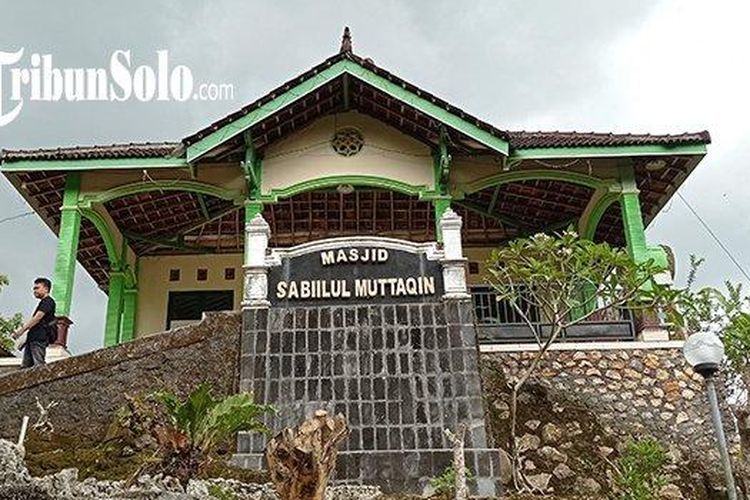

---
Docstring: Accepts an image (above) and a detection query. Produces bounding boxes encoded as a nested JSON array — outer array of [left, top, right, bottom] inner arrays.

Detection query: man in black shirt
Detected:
[[13, 277, 56, 368]]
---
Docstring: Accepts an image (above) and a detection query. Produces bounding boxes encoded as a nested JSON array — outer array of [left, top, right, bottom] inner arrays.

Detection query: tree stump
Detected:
[[265, 410, 349, 500]]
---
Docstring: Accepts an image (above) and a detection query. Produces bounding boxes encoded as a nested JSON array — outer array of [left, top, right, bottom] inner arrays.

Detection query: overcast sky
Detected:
[[0, 0, 748, 354]]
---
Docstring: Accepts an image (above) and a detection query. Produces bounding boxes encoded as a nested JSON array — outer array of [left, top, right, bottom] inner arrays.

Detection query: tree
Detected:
[[121, 383, 276, 485], [0, 274, 23, 352], [485, 230, 675, 491], [668, 262, 750, 494]]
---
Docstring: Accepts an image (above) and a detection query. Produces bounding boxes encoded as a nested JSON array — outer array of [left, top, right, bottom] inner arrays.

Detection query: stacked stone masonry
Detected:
[[482, 348, 738, 497]]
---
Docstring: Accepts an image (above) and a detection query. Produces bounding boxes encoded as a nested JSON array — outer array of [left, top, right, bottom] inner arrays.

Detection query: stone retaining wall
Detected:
[[0, 312, 240, 443], [0, 316, 738, 498], [479, 347, 737, 498]]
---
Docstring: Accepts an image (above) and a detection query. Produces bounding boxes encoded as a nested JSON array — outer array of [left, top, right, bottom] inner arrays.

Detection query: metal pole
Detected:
[[705, 375, 738, 500]]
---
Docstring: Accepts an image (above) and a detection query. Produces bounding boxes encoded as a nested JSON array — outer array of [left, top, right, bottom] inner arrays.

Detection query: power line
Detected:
[[677, 192, 750, 282], [0, 211, 34, 226]]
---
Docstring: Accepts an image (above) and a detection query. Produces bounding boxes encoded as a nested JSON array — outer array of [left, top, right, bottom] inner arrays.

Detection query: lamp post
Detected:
[[683, 331, 738, 500]]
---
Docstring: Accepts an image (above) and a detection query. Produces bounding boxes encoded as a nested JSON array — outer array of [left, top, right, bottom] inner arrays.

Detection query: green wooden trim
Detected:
[[453, 199, 522, 229], [0, 157, 187, 173], [187, 59, 510, 162], [618, 166, 648, 262], [80, 180, 244, 206], [571, 282, 598, 320], [104, 271, 125, 347], [243, 130, 262, 198], [621, 192, 648, 262], [122, 230, 215, 253], [580, 192, 620, 240], [188, 60, 349, 162], [510, 143, 707, 160], [343, 61, 509, 155], [342, 73, 351, 111], [244, 200, 264, 222], [432, 127, 452, 195], [79, 208, 121, 267], [120, 288, 137, 343], [196, 193, 211, 219], [459, 169, 609, 196], [52, 173, 82, 317], [258, 175, 430, 202]]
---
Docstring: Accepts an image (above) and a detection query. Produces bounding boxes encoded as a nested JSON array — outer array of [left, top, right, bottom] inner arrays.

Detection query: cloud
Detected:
[[0, 0, 746, 353]]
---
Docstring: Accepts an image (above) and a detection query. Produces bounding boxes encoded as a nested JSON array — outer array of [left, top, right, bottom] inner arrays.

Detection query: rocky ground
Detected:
[[0, 439, 385, 500]]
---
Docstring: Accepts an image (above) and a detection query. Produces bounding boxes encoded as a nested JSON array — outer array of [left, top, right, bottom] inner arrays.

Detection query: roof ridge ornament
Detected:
[[339, 26, 353, 54]]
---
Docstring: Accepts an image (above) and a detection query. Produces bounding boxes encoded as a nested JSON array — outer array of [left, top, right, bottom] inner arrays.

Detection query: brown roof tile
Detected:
[[1, 142, 181, 162], [507, 130, 711, 149], [181, 51, 512, 147]]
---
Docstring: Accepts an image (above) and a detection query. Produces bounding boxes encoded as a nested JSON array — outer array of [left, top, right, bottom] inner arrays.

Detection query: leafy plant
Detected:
[[662, 258, 750, 494], [0, 274, 23, 351], [612, 438, 669, 500], [207, 483, 239, 500], [120, 383, 276, 485], [430, 466, 473, 499]]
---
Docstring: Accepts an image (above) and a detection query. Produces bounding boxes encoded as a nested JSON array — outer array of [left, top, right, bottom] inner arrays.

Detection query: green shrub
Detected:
[[430, 465, 473, 498], [119, 383, 276, 485], [207, 483, 238, 500], [0, 274, 22, 352], [613, 438, 669, 500]]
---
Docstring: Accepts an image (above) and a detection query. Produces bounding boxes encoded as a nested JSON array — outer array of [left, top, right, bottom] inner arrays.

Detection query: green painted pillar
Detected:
[[104, 270, 125, 347], [244, 200, 263, 223], [619, 166, 648, 263], [52, 173, 82, 317], [432, 197, 452, 242], [120, 288, 138, 343]]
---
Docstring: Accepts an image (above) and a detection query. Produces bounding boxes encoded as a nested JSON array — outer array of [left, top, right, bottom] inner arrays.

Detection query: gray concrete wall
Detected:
[[234, 300, 501, 496]]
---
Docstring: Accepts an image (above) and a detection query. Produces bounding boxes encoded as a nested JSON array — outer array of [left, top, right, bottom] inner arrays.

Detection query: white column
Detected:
[[440, 208, 470, 300], [242, 213, 271, 308], [639, 263, 672, 342]]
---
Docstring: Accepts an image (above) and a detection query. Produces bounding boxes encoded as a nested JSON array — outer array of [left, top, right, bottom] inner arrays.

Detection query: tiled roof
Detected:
[[0, 142, 181, 162], [1, 130, 710, 163], [0, 45, 711, 163], [180, 51, 511, 148], [506, 130, 711, 149]]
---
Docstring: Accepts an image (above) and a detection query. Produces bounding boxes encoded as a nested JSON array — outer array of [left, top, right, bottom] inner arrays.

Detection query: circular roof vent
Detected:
[[330, 127, 364, 157]]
